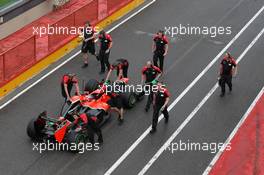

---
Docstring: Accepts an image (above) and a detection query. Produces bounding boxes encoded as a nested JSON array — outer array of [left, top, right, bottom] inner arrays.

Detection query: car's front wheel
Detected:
[[121, 92, 136, 109], [65, 131, 86, 153]]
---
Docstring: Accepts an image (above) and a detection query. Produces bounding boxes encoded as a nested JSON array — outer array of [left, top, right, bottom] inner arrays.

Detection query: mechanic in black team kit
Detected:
[[141, 61, 162, 112], [106, 87, 125, 125], [61, 73, 80, 101], [150, 82, 170, 134], [105, 58, 129, 81], [81, 21, 97, 68], [98, 30, 113, 74], [219, 52, 238, 97], [152, 30, 169, 71]]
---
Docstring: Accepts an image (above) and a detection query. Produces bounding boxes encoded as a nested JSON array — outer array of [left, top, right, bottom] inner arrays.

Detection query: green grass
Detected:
[[0, 0, 18, 9]]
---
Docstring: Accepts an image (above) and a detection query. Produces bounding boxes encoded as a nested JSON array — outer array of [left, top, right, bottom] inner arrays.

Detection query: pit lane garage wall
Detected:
[[0, 0, 144, 98]]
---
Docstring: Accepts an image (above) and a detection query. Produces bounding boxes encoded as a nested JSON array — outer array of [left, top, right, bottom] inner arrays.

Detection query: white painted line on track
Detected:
[[202, 87, 264, 175], [0, 0, 157, 111], [138, 27, 264, 175], [104, 6, 264, 175], [202, 41, 264, 175]]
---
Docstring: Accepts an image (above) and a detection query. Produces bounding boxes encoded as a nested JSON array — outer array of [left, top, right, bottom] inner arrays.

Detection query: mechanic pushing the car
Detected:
[[152, 30, 169, 71], [73, 113, 103, 144], [105, 58, 129, 81], [98, 30, 113, 74], [219, 52, 238, 97], [105, 83, 125, 124], [88, 80, 125, 124], [61, 73, 80, 102], [81, 21, 97, 68], [141, 61, 162, 112], [150, 82, 170, 134]]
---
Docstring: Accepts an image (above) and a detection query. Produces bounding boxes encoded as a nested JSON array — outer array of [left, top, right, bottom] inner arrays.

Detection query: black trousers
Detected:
[[220, 74, 232, 94], [152, 105, 169, 129], [146, 91, 153, 109], [153, 51, 165, 71], [87, 121, 102, 144], [99, 49, 110, 72], [138, 83, 153, 109]]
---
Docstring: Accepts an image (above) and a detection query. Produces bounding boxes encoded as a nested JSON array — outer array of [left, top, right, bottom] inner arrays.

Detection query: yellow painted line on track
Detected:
[[0, 0, 144, 98]]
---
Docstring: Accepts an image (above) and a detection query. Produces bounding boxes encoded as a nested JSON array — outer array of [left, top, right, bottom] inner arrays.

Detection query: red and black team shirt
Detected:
[[61, 75, 78, 97], [221, 56, 237, 76], [110, 59, 129, 71], [62, 75, 78, 85], [99, 34, 112, 50], [155, 87, 170, 106], [142, 65, 162, 83], [153, 35, 169, 52]]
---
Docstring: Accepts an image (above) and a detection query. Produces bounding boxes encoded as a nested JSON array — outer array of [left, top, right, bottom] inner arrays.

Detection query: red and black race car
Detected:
[[26, 78, 143, 151]]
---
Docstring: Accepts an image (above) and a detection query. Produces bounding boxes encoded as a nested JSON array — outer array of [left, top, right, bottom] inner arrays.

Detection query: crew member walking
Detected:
[[98, 30, 113, 74], [150, 82, 170, 133], [141, 61, 162, 112], [152, 30, 169, 71], [219, 52, 238, 97], [81, 21, 96, 68]]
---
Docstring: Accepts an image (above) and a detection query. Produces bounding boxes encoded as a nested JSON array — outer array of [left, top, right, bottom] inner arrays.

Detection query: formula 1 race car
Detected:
[[26, 78, 144, 151]]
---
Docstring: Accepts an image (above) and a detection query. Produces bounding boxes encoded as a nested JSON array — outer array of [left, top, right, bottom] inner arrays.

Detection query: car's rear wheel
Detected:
[[84, 79, 99, 93], [27, 118, 41, 140]]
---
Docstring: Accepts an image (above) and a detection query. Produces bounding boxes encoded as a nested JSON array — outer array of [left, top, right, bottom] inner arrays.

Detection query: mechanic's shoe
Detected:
[[99, 71, 105, 75], [82, 63, 88, 68], [145, 107, 149, 112], [165, 117, 169, 123], [229, 87, 232, 94], [118, 117, 124, 125], [220, 93, 225, 97], [149, 128, 156, 134]]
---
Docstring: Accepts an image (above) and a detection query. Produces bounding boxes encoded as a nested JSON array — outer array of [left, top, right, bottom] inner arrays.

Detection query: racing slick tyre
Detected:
[[121, 92, 136, 109], [99, 111, 113, 127], [27, 118, 41, 140], [65, 131, 86, 153], [84, 79, 99, 93]]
